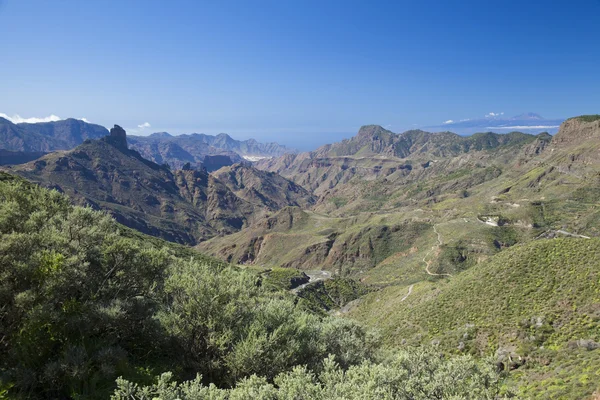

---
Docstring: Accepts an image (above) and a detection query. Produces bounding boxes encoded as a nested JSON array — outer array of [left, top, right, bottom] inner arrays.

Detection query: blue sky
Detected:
[[1, 0, 599, 149]]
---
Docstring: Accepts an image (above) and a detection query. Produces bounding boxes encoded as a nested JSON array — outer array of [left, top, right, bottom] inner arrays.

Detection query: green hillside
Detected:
[[351, 238, 600, 398], [0, 173, 507, 399], [3, 116, 600, 399]]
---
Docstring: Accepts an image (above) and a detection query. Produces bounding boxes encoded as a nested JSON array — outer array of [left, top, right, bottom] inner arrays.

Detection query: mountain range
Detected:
[[2, 112, 600, 397], [2, 125, 312, 244], [0, 117, 295, 168], [198, 115, 600, 397], [0, 117, 108, 154], [128, 132, 296, 170], [226, 116, 599, 272]]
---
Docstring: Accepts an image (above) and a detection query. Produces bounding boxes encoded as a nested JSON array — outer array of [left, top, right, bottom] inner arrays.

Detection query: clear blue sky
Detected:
[[1, 0, 599, 149]]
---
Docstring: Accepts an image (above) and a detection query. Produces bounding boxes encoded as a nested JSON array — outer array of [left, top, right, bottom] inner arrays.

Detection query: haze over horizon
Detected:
[[1, 0, 599, 149]]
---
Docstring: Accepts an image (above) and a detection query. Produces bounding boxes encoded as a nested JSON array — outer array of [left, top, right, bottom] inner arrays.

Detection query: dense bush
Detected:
[[0, 177, 375, 399], [112, 348, 505, 400], [0, 178, 172, 398]]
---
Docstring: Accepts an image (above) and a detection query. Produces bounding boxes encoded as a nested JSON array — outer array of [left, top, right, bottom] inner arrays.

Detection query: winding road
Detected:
[[423, 224, 452, 277]]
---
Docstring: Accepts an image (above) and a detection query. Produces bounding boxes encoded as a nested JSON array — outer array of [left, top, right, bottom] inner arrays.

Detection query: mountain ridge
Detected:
[[128, 131, 296, 170], [0, 117, 109, 152], [0, 118, 296, 170], [2, 125, 312, 244]]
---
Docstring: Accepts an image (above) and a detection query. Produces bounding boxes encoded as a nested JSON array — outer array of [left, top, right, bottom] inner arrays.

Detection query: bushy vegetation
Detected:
[[0, 177, 376, 399], [0, 175, 513, 399], [112, 348, 504, 400], [433, 240, 475, 274]]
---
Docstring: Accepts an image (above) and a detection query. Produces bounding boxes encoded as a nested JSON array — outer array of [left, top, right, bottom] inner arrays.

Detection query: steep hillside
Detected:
[[211, 163, 316, 210], [204, 117, 600, 290], [199, 206, 437, 279], [256, 126, 538, 203], [128, 132, 295, 169], [349, 238, 600, 399], [2, 126, 304, 244], [0, 117, 108, 152]]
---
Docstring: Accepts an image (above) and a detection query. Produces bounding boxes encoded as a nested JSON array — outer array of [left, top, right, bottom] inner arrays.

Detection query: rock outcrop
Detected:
[[104, 124, 128, 150], [552, 116, 600, 146]]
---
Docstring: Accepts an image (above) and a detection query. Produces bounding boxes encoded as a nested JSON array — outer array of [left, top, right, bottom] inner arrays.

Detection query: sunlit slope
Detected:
[[350, 237, 600, 399]]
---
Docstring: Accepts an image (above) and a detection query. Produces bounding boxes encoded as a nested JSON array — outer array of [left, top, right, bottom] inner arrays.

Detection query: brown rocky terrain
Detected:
[[2, 126, 311, 244]]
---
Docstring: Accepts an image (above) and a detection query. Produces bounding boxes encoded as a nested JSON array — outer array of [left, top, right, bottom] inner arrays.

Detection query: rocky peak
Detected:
[[356, 125, 392, 140], [105, 125, 128, 149], [552, 116, 600, 146]]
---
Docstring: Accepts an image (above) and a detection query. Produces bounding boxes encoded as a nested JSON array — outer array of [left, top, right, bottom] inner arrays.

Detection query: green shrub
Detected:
[[0, 178, 375, 398], [112, 348, 506, 400]]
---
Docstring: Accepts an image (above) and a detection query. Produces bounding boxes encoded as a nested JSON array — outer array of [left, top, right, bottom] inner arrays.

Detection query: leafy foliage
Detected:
[[0, 178, 375, 399], [112, 348, 505, 400]]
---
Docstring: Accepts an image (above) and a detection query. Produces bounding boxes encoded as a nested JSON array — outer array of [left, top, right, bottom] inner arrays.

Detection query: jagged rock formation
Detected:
[[104, 124, 128, 149], [3, 126, 307, 244]]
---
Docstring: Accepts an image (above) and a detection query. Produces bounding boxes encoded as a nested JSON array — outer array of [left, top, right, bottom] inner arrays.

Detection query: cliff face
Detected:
[[551, 116, 600, 146]]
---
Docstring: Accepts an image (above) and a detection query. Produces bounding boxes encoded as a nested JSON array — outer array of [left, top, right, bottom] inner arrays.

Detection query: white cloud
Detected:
[[79, 117, 90, 123], [0, 113, 62, 124], [444, 120, 454, 124], [138, 122, 151, 129], [485, 112, 504, 118]]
